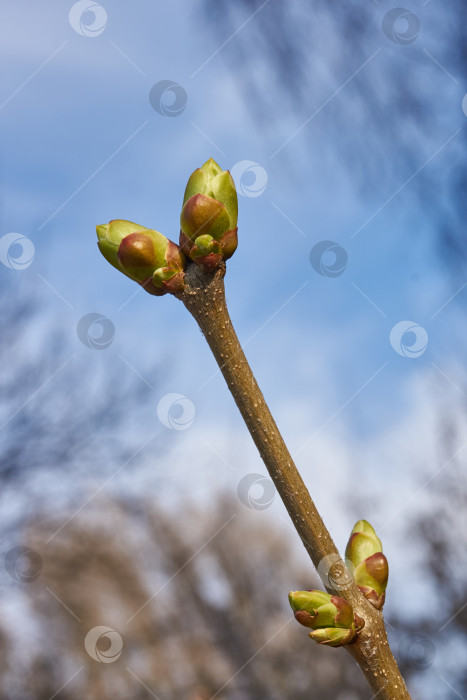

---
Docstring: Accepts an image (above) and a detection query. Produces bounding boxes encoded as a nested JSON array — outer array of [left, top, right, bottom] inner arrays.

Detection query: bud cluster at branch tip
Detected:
[[288, 590, 365, 647], [97, 219, 186, 296], [180, 158, 238, 271], [345, 520, 389, 610]]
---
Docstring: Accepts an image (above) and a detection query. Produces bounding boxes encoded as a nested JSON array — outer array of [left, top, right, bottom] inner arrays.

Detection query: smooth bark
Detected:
[[176, 263, 411, 700]]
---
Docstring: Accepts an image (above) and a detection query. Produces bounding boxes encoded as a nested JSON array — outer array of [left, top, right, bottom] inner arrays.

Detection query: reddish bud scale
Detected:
[[330, 595, 355, 629], [294, 610, 318, 628]]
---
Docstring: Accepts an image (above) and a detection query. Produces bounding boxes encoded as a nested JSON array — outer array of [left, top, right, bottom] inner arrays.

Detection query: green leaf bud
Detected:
[[309, 627, 356, 647], [288, 590, 363, 648], [345, 520, 389, 609], [96, 219, 185, 296], [345, 520, 383, 566], [180, 158, 238, 270]]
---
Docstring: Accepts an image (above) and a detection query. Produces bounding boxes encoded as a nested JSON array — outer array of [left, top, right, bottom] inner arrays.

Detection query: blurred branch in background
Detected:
[[1, 460, 466, 700], [201, 0, 467, 274], [0, 279, 165, 531], [0, 282, 362, 698], [391, 408, 467, 698], [1, 496, 367, 700]]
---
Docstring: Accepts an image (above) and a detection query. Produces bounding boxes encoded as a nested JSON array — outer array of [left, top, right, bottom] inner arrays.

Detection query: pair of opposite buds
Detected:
[[289, 520, 389, 647], [96, 158, 238, 295]]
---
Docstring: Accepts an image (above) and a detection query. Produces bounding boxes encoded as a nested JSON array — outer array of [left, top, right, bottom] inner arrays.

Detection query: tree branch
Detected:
[[177, 262, 411, 700]]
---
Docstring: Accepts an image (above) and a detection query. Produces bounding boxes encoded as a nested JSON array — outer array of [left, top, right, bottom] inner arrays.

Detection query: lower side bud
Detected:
[[309, 627, 357, 647], [288, 589, 364, 648]]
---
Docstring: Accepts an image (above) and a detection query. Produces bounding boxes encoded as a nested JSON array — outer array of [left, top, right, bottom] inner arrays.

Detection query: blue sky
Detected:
[[2, 0, 466, 479], [2, 0, 467, 495], [1, 2, 467, 696]]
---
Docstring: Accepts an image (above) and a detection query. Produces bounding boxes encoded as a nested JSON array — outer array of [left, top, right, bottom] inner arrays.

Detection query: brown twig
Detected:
[[176, 262, 411, 700]]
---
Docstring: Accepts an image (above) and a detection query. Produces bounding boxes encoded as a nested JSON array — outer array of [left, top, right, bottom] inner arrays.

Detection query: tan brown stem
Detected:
[[176, 263, 410, 700]]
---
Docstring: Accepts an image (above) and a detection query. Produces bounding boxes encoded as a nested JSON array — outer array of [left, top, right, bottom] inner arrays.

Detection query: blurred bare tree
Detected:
[[3, 470, 465, 700], [201, 0, 467, 273], [389, 409, 467, 698], [0, 280, 165, 532], [1, 497, 367, 700], [0, 283, 365, 698]]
